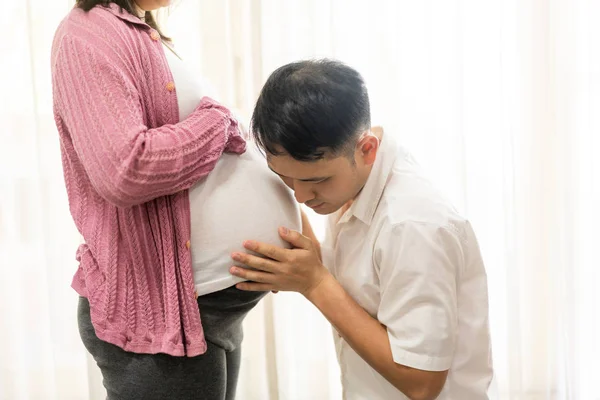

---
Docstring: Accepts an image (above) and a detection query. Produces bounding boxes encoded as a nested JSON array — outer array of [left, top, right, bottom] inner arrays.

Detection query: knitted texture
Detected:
[[51, 4, 246, 357]]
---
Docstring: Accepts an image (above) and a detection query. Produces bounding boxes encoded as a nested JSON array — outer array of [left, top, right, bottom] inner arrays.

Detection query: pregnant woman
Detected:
[[52, 1, 302, 399]]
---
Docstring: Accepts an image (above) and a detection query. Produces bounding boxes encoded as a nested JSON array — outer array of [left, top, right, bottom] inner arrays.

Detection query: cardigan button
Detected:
[[185, 240, 191, 249], [166, 81, 175, 92], [150, 30, 160, 41]]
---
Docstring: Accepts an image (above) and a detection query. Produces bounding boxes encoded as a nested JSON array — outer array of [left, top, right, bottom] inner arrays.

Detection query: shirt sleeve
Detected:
[[375, 220, 464, 371], [52, 34, 245, 208]]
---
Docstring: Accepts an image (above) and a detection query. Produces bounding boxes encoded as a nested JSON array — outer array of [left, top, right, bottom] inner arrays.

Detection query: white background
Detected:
[[1, 1, 599, 399]]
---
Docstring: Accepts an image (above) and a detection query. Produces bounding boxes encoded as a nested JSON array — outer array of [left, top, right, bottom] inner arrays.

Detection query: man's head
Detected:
[[251, 59, 380, 215]]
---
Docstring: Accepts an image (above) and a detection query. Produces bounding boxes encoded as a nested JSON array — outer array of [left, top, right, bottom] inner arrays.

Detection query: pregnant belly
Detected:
[[188, 148, 301, 295]]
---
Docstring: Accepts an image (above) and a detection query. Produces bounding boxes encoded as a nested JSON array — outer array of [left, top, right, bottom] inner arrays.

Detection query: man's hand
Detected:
[[300, 209, 322, 262], [230, 227, 330, 297]]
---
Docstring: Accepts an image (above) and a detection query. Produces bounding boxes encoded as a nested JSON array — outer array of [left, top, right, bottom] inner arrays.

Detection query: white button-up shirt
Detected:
[[322, 133, 493, 400]]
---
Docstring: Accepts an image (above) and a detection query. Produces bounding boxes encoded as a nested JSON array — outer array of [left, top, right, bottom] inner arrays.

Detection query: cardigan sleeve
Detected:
[[51, 34, 246, 208]]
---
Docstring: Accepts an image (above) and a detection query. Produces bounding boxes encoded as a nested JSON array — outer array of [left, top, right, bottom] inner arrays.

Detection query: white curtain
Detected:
[[2, 1, 599, 399]]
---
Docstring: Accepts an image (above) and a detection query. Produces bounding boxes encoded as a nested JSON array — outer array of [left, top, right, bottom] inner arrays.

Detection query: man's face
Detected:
[[266, 146, 373, 215]]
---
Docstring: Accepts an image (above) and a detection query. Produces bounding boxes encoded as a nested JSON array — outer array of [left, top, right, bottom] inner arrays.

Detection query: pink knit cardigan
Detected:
[[51, 4, 246, 356]]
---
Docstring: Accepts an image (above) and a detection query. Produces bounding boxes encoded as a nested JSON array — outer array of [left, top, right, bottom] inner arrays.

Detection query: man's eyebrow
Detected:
[[267, 165, 329, 182]]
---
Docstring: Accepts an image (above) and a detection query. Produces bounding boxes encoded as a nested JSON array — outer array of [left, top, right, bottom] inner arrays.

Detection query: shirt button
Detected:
[[185, 240, 191, 249], [166, 81, 175, 92], [150, 30, 160, 41]]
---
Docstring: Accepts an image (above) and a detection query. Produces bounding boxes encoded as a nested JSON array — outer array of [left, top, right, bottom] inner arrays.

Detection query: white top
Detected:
[[163, 44, 301, 296], [322, 133, 493, 400]]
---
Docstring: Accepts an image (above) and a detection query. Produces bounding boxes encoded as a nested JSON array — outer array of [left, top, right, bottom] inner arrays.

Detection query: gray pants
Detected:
[[78, 286, 266, 400]]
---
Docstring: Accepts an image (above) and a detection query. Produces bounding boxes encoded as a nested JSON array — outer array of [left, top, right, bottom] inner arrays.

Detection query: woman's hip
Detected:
[[196, 285, 267, 351]]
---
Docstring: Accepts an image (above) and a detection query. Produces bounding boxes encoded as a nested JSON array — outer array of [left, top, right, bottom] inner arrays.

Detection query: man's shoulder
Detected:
[[377, 155, 463, 228], [373, 165, 480, 256]]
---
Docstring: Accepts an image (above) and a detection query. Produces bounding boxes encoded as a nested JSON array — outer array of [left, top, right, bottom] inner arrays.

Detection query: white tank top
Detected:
[[162, 44, 301, 296]]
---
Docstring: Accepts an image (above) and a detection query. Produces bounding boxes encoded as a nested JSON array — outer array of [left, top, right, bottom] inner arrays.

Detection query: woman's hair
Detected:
[[76, 0, 171, 41]]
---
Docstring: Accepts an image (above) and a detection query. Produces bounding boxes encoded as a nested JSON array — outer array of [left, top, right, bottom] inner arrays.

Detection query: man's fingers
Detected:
[[230, 266, 274, 283], [236, 282, 274, 292], [243, 240, 288, 261], [279, 227, 313, 250], [231, 252, 277, 273]]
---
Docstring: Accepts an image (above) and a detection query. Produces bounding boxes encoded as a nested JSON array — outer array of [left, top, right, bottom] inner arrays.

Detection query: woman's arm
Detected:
[[52, 35, 245, 208]]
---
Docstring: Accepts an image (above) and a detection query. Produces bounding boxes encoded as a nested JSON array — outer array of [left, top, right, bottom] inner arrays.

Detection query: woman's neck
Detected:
[[133, 2, 146, 18]]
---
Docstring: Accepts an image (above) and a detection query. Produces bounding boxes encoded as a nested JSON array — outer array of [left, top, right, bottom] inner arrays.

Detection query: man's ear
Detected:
[[356, 134, 380, 166]]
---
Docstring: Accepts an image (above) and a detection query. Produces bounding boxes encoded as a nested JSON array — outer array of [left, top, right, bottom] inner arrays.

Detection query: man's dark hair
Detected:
[[251, 59, 371, 161]]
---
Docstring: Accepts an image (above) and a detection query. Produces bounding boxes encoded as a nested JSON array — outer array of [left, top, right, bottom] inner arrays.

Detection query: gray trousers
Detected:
[[78, 286, 266, 400]]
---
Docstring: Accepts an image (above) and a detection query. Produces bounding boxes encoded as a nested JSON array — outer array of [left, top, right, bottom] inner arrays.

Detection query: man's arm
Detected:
[[307, 273, 447, 400], [230, 228, 449, 400]]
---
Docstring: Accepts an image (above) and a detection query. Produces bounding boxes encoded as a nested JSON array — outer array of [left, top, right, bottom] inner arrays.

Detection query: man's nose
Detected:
[[293, 182, 315, 204]]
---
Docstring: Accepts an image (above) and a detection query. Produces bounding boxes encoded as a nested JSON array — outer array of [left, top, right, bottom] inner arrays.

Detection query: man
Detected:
[[230, 59, 493, 400]]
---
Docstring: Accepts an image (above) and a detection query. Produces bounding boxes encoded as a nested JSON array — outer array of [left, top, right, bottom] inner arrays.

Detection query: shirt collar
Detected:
[[338, 130, 399, 226], [104, 3, 150, 28]]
